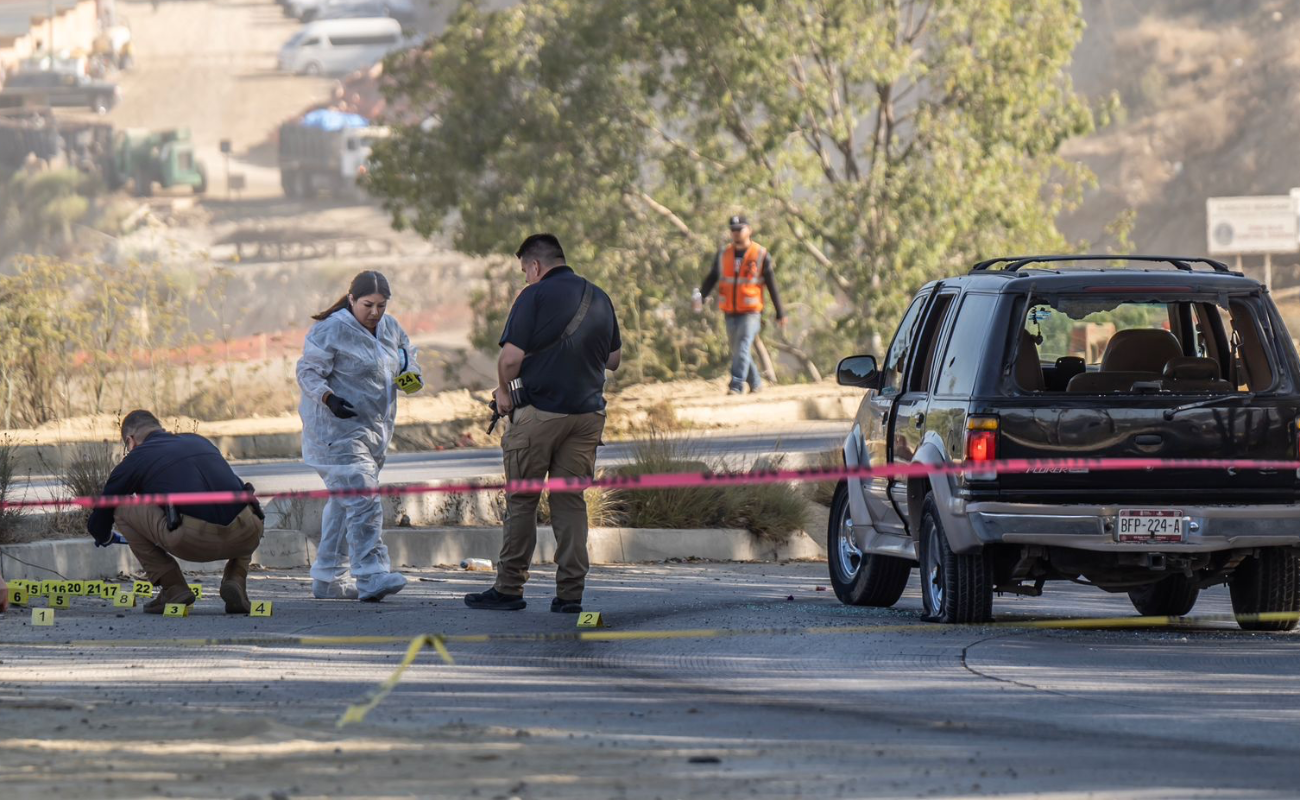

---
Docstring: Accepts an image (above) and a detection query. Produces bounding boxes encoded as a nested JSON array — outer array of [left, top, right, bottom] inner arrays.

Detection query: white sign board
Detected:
[[1206, 195, 1298, 255]]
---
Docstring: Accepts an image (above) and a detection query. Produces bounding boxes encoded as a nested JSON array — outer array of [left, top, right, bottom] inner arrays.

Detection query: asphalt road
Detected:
[[2, 562, 1297, 798], [16, 426, 844, 501]]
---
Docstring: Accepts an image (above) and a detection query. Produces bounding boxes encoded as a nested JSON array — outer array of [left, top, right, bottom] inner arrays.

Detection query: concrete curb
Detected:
[[0, 527, 828, 582]]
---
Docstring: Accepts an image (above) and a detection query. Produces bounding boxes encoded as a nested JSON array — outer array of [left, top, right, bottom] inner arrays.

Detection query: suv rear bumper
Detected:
[[950, 499, 1300, 553]]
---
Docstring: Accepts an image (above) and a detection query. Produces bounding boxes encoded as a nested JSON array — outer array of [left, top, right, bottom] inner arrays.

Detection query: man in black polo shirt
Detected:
[[465, 233, 621, 613], [87, 410, 264, 614]]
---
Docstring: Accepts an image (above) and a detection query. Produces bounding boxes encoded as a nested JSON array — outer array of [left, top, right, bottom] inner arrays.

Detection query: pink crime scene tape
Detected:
[[3, 456, 1298, 511]]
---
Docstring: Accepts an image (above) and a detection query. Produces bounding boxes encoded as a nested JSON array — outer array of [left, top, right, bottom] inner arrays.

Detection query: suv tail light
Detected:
[[966, 416, 999, 465]]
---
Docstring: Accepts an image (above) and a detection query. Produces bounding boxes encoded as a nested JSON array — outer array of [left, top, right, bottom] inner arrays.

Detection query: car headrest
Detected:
[[1163, 356, 1220, 382], [1015, 329, 1044, 391], [1055, 356, 1085, 376], [1100, 329, 1183, 373]]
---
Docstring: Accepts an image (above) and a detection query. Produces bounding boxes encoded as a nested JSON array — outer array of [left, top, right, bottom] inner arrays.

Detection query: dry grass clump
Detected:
[[0, 437, 27, 543], [602, 429, 810, 539], [43, 442, 118, 537], [803, 449, 843, 508]]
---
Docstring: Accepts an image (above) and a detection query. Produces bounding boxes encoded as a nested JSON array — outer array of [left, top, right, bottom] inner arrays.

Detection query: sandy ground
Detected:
[[111, 0, 331, 198], [2, 563, 1299, 798]]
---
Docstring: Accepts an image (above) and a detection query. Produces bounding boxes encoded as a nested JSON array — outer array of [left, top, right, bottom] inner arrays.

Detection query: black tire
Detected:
[[195, 165, 207, 195], [826, 481, 911, 607], [1229, 549, 1300, 632], [1128, 574, 1200, 617], [281, 169, 298, 198], [134, 169, 152, 197], [303, 61, 323, 76], [917, 495, 993, 623]]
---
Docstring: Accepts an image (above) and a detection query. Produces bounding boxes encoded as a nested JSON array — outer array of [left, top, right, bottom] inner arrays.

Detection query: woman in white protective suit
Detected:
[[297, 270, 423, 601]]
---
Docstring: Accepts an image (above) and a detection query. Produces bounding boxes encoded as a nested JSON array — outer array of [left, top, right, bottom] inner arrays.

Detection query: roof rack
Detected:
[[970, 254, 1235, 275]]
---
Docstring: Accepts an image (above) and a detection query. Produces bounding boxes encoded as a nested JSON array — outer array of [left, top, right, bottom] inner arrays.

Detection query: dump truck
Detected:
[[0, 69, 120, 114], [0, 108, 114, 177], [278, 115, 387, 198], [109, 128, 207, 197]]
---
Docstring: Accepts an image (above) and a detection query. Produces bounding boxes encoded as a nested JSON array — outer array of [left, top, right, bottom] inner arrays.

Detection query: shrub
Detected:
[[0, 437, 27, 543], [803, 449, 843, 508], [605, 430, 810, 538], [43, 442, 117, 538]]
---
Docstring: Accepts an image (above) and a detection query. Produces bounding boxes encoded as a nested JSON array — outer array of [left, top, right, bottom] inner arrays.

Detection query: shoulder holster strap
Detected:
[[528, 280, 594, 357]]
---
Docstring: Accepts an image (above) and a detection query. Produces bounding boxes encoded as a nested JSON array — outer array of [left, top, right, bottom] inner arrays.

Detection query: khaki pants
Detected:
[[114, 504, 264, 589], [495, 405, 605, 600]]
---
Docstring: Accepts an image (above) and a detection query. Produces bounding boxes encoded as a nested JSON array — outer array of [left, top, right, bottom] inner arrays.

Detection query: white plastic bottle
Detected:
[[691, 288, 704, 313], [460, 558, 493, 571]]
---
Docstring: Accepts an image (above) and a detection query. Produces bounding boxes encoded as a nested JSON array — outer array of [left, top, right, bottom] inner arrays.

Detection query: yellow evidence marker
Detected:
[[38, 580, 58, 596], [163, 603, 190, 618], [102, 584, 120, 599], [31, 608, 54, 626], [85, 581, 104, 598], [187, 583, 203, 599], [113, 591, 135, 609], [49, 593, 70, 610], [577, 611, 605, 628], [133, 580, 153, 597], [8, 585, 29, 606], [250, 601, 273, 617], [65, 580, 87, 596]]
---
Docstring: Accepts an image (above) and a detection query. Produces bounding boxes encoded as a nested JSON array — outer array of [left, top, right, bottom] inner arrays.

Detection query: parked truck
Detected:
[[0, 69, 120, 114], [109, 128, 207, 197], [0, 108, 113, 177], [278, 115, 386, 198]]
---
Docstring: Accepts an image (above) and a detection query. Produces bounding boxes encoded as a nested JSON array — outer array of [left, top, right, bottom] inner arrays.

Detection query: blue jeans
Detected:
[[725, 313, 762, 393]]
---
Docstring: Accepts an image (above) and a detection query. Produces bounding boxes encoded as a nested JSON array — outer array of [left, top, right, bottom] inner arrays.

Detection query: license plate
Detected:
[[1116, 509, 1185, 543]]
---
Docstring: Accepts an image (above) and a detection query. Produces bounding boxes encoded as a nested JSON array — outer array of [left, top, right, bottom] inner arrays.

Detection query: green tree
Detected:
[[367, 0, 1112, 379]]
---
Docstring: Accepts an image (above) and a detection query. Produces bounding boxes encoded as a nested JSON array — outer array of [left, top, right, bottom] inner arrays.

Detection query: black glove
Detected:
[[244, 482, 265, 521], [324, 393, 357, 419]]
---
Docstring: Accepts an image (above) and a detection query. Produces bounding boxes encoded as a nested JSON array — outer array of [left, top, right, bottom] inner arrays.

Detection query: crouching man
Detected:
[[87, 410, 265, 614]]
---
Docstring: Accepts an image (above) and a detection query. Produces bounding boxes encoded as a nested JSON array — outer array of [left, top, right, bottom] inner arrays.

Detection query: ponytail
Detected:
[[311, 270, 391, 321], [312, 294, 351, 321]]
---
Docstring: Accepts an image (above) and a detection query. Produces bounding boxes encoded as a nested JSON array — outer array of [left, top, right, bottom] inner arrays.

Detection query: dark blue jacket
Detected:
[[86, 432, 248, 545]]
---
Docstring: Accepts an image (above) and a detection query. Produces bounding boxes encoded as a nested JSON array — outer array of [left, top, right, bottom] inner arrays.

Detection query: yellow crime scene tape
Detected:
[[5, 610, 1297, 727]]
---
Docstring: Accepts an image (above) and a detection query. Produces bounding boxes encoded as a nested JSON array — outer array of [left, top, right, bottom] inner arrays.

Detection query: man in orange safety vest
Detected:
[[694, 214, 787, 394]]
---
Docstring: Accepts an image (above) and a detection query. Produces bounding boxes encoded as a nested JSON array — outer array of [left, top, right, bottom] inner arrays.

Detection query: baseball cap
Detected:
[[727, 214, 749, 231]]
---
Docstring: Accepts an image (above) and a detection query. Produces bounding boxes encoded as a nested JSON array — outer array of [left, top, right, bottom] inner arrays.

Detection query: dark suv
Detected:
[[828, 255, 1300, 630]]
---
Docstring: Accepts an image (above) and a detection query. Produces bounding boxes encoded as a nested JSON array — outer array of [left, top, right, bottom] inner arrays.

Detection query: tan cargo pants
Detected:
[[114, 504, 264, 589], [495, 405, 605, 601]]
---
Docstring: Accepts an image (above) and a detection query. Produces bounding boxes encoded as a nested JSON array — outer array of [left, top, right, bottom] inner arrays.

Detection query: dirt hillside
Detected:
[[1064, 0, 1300, 281]]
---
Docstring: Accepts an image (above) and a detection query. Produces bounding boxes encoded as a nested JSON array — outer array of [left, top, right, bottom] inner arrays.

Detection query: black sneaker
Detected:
[[464, 588, 526, 611], [550, 597, 583, 614]]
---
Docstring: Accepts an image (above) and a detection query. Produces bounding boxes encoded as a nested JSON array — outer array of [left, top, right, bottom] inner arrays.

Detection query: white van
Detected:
[[277, 18, 403, 76]]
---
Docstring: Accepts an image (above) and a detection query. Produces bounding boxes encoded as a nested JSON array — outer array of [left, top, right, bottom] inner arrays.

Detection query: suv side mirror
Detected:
[[837, 355, 880, 389]]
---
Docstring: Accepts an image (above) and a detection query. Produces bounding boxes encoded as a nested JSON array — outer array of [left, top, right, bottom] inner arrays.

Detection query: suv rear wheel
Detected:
[[826, 482, 910, 607], [917, 495, 993, 623], [1127, 574, 1199, 617], [1229, 549, 1300, 632]]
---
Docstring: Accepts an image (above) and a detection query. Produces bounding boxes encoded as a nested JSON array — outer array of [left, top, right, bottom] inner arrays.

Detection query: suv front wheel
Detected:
[[917, 495, 993, 623], [826, 481, 911, 607]]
